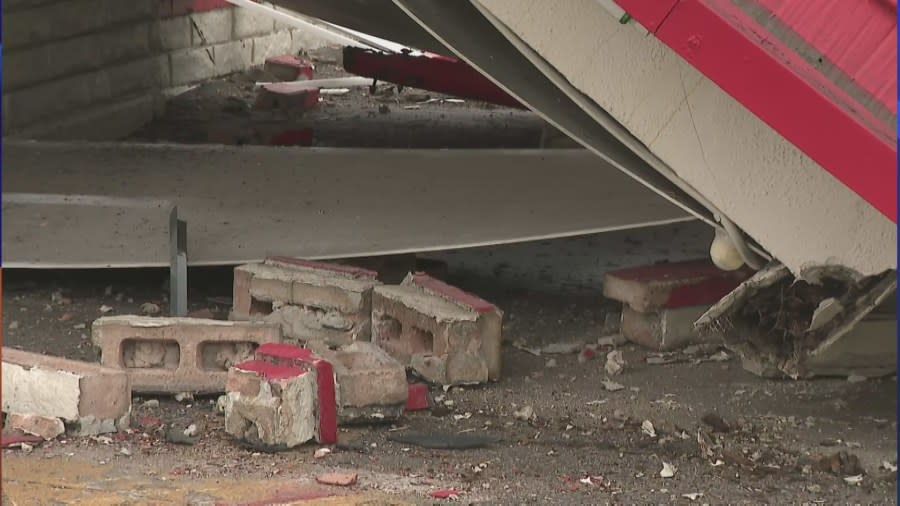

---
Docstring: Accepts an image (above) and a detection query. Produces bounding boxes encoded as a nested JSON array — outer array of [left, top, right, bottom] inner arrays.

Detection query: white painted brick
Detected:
[[233, 4, 276, 39], [190, 8, 234, 46], [5, 57, 158, 130], [13, 93, 156, 141], [3, 0, 154, 49], [4, 21, 153, 90], [170, 39, 252, 85], [251, 31, 293, 66], [158, 16, 192, 50]]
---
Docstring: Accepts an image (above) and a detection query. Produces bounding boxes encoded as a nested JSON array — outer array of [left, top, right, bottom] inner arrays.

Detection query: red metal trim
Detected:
[[342, 47, 524, 109], [614, 0, 897, 222]]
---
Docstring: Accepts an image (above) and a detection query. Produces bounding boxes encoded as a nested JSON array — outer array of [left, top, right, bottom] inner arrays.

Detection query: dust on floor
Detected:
[[2, 267, 896, 504]]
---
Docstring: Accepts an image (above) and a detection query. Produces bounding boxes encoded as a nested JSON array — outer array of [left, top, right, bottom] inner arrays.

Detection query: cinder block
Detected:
[[190, 8, 234, 46], [4, 57, 158, 131], [603, 260, 752, 313], [318, 342, 408, 424], [254, 82, 319, 112], [11, 93, 156, 141], [620, 305, 721, 351], [169, 38, 253, 85], [254, 343, 337, 443], [1, 347, 131, 435], [251, 31, 294, 66], [224, 359, 317, 448], [3, 0, 154, 50], [231, 258, 381, 347], [264, 54, 314, 82], [372, 273, 503, 385], [4, 22, 153, 91], [91, 316, 281, 394], [233, 5, 276, 39], [157, 15, 193, 50]]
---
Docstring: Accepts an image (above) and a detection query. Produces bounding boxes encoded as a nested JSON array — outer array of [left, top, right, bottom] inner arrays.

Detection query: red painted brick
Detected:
[[406, 272, 497, 313], [264, 55, 315, 82], [256, 343, 337, 443], [406, 382, 429, 411], [603, 260, 752, 312], [0, 432, 45, 448]]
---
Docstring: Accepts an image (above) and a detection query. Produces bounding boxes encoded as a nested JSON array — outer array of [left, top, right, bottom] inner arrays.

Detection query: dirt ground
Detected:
[[2, 266, 897, 505]]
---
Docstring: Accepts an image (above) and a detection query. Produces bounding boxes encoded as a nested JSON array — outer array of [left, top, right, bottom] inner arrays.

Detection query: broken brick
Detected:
[[371, 273, 502, 385], [91, 316, 281, 394], [316, 472, 358, 487], [0, 432, 45, 449], [406, 382, 429, 411], [1, 347, 131, 435], [254, 83, 320, 112], [264, 55, 315, 82], [224, 359, 317, 448], [603, 260, 752, 312], [318, 342, 408, 424], [231, 258, 381, 349], [620, 305, 722, 351], [5, 413, 65, 440], [255, 343, 338, 443]]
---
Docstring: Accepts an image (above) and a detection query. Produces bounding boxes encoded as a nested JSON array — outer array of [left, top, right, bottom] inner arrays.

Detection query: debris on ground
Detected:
[[513, 405, 534, 421], [5, 413, 65, 440], [601, 379, 625, 392], [316, 472, 358, 487], [660, 462, 677, 478], [431, 489, 461, 500], [605, 350, 625, 376]]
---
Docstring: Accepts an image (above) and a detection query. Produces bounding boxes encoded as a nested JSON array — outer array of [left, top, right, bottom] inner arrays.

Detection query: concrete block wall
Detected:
[[3, 0, 324, 141]]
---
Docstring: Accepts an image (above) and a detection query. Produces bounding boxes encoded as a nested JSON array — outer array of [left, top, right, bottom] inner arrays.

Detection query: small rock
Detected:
[[660, 462, 677, 478], [8, 321, 19, 330], [120, 447, 132, 457], [98, 304, 114, 314], [314, 447, 331, 459], [545, 358, 558, 368], [682, 492, 704, 501], [174, 392, 194, 403], [20, 442, 34, 453], [513, 405, 534, 421], [641, 420, 657, 438], [183, 424, 198, 437], [216, 395, 227, 414], [847, 374, 867, 383], [844, 474, 864, 485], [140, 302, 161, 315], [316, 472, 358, 487], [605, 350, 625, 376], [141, 399, 160, 409], [601, 379, 625, 392]]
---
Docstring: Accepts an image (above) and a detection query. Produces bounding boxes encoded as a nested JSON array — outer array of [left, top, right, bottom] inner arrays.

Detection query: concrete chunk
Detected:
[[92, 316, 281, 394], [603, 260, 752, 312], [319, 342, 408, 424], [621, 305, 722, 351], [1, 348, 131, 434], [5, 413, 65, 441]]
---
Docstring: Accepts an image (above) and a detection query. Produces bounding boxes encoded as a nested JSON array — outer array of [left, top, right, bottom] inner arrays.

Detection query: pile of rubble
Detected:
[[1, 257, 502, 450]]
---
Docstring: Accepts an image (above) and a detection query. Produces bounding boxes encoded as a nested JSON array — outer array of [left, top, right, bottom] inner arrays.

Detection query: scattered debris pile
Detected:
[[696, 264, 897, 379]]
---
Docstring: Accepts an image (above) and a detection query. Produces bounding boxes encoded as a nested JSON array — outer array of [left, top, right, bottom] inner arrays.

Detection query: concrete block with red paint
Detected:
[[224, 358, 318, 448], [620, 305, 722, 351], [318, 342, 408, 424], [264, 55, 315, 82], [1, 347, 131, 435], [231, 257, 381, 348], [602, 260, 752, 312], [254, 343, 337, 443], [406, 382, 430, 411], [372, 273, 503, 385], [91, 316, 281, 394], [254, 82, 320, 113]]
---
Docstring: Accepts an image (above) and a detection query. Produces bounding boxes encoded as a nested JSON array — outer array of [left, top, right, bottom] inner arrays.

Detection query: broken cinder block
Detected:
[[224, 358, 318, 448], [603, 260, 752, 313], [254, 82, 319, 112], [92, 316, 281, 394], [5, 413, 65, 441], [264, 55, 314, 82], [318, 342, 408, 424], [232, 257, 382, 349], [372, 273, 502, 385], [1, 347, 131, 436]]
